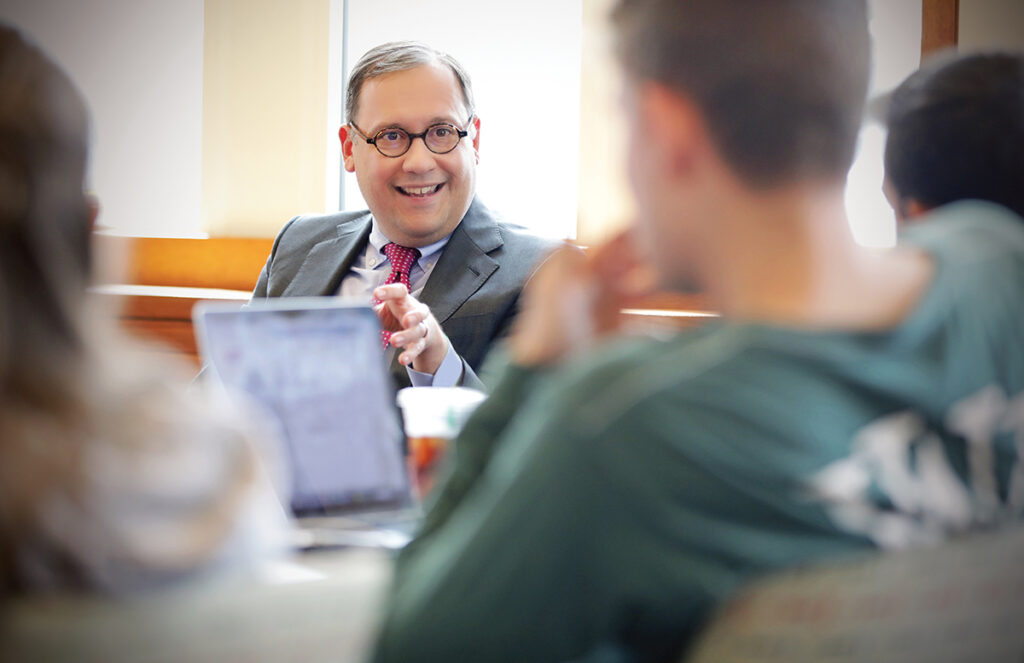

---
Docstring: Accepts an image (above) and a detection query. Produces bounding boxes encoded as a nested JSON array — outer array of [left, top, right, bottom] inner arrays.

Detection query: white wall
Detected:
[[343, 0, 582, 239], [200, 0, 336, 237], [1, 1, 953, 244], [844, 0, 922, 248], [0, 0, 205, 237]]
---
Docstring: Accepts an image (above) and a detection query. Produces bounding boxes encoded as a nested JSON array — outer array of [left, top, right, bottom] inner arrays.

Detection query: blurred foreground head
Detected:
[[0, 25, 96, 587], [0, 26, 289, 596], [610, 0, 869, 289], [0, 24, 92, 412], [612, 0, 869, 187], [884, 51, 1024, 221]]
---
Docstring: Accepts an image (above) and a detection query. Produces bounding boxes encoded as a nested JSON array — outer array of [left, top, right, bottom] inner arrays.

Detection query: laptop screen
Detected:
[[193, 298, 411, 516]]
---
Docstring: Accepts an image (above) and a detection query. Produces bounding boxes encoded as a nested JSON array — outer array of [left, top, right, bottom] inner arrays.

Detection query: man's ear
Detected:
[[883, 176, 931, 223], [470, 115, 481, 163], [339, 125, 356, 173], [903, 198, 931, 220], [637, 82, 704, 179]]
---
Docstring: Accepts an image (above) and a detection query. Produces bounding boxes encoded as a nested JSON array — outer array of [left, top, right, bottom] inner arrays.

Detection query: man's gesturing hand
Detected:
[[373, 283, 449, 374]]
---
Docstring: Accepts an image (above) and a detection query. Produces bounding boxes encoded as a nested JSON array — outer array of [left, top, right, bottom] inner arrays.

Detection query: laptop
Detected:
[[193, 297, 421, 549]]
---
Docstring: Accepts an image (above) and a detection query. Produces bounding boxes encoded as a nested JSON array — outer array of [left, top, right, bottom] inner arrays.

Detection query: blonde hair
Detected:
[[0, 24, 126, 591]]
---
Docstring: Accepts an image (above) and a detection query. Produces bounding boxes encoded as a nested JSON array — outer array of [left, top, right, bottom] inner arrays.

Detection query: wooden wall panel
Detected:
[[91, 234, 267, 367], [94, 285, 249, 368], [94, 234, 274, 291], [922, 0, 959, 57]]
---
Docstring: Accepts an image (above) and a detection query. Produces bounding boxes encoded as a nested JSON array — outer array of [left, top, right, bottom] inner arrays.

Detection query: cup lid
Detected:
[[396, 387, 487, 437]]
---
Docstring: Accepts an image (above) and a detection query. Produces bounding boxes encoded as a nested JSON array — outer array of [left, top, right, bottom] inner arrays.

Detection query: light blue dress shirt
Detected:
[[336, 218, 463, 386]]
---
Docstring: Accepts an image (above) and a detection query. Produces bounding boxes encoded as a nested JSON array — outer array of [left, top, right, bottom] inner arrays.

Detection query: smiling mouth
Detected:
[[396, 183, 444, 197]]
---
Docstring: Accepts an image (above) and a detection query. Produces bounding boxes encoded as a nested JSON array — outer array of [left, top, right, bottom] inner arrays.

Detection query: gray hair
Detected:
[[345, 41, 475, 124]]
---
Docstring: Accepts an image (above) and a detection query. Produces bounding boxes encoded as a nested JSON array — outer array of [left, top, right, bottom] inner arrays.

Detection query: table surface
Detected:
[[3, 547, 394, 663]]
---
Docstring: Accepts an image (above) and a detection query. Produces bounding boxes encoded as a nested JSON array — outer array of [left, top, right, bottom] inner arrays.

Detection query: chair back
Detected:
[[684, 526, 1024, 663]]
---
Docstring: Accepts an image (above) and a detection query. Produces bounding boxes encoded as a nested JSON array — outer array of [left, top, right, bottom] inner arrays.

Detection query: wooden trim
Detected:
[[621, 291, 717, 331], [922, 0, 959, 58], [94, 234, 274, 291], [91, 233, 271, 367], [91, 234, 717, 366], [93, 285, 250, 368]]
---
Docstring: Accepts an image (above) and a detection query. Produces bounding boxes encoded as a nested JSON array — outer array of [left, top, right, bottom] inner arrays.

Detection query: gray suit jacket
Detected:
[[251, 197, 561, 391]]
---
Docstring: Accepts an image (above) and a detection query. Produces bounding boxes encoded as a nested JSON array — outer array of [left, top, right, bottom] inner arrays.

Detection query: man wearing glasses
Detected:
[[251, 41, 559, 390]]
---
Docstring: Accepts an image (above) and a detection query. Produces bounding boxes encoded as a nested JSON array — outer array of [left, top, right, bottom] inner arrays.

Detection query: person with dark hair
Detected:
[[0, 24, 288, 596], [884, 51, 1024, 221], [251, 41, 560, 392], [369, 1, 1024, 661]]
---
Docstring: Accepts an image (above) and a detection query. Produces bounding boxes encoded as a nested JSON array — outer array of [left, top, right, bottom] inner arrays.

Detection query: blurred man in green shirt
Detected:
[[370, 2, 1024, 661]]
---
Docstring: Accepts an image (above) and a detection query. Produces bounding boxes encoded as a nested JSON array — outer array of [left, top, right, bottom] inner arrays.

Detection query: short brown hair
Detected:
[[345, 41, 475, 124], [885, 51, 1024, 219], [612, 0, 870, 187]]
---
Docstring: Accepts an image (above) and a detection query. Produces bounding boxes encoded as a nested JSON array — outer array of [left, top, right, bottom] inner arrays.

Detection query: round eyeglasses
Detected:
[[348, 119, 472, 158]]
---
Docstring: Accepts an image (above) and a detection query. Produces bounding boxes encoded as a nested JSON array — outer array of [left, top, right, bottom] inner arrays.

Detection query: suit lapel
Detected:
[[419, 198, 503, 324], [281, 215, 372, 296]]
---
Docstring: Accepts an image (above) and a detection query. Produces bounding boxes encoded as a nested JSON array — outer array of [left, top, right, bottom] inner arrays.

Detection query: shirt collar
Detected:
[[369, 217, 451, 262]]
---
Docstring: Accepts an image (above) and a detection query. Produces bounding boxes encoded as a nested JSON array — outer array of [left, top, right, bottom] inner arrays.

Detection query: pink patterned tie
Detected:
[[376, 243, 421, 348]]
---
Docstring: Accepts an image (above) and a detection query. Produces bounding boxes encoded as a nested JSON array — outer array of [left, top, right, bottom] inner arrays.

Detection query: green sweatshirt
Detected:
[[371, 201, 1024, 663]]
